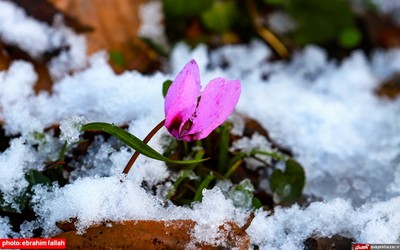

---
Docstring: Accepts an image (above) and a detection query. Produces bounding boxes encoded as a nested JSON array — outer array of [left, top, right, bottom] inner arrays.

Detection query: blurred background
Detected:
[[1, 0, 399, 98]]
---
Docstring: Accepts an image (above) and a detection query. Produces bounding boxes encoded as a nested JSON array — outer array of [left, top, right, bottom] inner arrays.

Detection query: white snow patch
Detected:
[[138, 0, 168, 51], [0, 0, 60, 58], [0, 138, 39, 205], [33, 180, 246, 241], [60, 115, 87, 144], [0, 217, 13, 238], [247, 197, 400, 249], [0, 0, 86, 72], [0, 4, 400, 246]]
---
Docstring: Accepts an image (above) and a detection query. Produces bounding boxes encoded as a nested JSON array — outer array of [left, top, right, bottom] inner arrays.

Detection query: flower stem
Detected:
[[122, 119, 166, 174]]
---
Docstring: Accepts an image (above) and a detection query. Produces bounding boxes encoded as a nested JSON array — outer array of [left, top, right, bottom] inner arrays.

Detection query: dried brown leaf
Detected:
[[54, 220, 250, 249], [49, 0, 161, 73]]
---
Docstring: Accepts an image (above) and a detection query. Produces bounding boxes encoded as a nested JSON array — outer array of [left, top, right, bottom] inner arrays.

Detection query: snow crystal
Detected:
[[231, 133, 277, 170], [47, 27, 87, 79], [0, 0, 59, 58], [229, 44, 400, 205], [1, 2, 400, 246], [0, 138, 39, 206], [0, 217, 13, 238], [247, 197, 400, 249], [0, 0, 84, 63], [19, 220, 40, 238], [188, 187, 248, 247], [60, 115, 87, 144], [0, 52, 168, 134], [33, 179, 246, 241], [68, 136, 119, 180], [0, 61, 43, 134], [32, 175, 167, 235]]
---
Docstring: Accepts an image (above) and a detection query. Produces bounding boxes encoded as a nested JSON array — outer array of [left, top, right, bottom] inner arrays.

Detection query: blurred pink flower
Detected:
[[164, 59, 241, 141]]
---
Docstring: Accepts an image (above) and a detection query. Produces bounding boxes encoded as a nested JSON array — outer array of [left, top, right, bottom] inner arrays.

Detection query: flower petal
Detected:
[[164, 59, 201, 139], [186, 78, 241, 141]]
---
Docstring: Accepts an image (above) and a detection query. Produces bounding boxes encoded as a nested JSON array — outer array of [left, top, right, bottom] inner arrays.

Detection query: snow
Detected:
[[0, 0, 86, 75], [0, 0, 59, 58], [0, 217, 13, 238], [32, 180, 246, 246], [231, 133, 277, 170], [60, 115, 87, 144], [248, 197, 400, 249], [138, 0, 168, 51], [267, 11, 297, 35], [0, 138, 39, 208], [0, 1, 400, 248]]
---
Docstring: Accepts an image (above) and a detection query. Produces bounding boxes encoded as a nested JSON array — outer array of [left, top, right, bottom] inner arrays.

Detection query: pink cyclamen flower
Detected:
[[164, 59, 241, 141]]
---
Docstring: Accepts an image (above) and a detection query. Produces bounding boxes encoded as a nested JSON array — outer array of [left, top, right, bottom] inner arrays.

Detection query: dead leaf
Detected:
[[363, 12, 400, 49], [54, 220, 250, 249], [375, 73, 400, 99], [12, 0, 93, 32], [0, 42, 53, 93], [303, 235, 354, 250], [49, 0, 161, 73]]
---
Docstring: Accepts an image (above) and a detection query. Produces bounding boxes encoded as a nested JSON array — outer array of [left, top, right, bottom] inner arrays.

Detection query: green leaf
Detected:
[[163, 0, 213, 18], [225, 152, 247, 178], [286, 0, 358, 46], [250, 150, 287, 161], [162, 80, 173, 98], [339, 26, 362, 48], [140, 37, 169, 57], [217, 123, 231, 173], [270, 159, 305, 203], [25, 170, 52, 187], [81, 122, 208, 165], [252, 197, 263, 209], [201, 1, 238, 34], [167, 150, 204, 199], [263, 0, 284, 6], [109, 51, 124, 67], [32, 131, 46, 142], [194, 174, 215, 201]]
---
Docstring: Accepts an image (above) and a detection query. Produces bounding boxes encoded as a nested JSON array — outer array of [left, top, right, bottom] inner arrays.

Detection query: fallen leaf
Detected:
[[0, 42, 53, 93], [54, 220, 250, 249], [12, 0, 93, 32], [303, 235, 354, 250], [375, 73, 400, 99], [49, 0, 161, 73]]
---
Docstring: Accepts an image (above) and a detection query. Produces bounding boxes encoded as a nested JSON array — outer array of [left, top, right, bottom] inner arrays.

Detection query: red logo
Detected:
[[353, 244, 370, 250]]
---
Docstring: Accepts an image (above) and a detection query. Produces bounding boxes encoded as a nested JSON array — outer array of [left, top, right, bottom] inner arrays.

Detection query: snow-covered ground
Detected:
[[0, 0, 400, 248]]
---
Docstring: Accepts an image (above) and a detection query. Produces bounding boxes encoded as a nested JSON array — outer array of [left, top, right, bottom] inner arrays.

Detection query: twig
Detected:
[[246, 0, 289, 58]]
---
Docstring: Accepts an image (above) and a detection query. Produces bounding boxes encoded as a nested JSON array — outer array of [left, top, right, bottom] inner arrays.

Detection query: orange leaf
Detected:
[[54, 220, 250, 249]]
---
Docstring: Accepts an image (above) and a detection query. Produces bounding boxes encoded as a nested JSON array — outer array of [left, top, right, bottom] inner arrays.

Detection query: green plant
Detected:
[[265, 0, 362, 48]]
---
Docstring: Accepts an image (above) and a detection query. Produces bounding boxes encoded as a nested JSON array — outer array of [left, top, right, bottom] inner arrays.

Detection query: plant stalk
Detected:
[[122, 119, 165, 174], [247, 0, 289, 58]]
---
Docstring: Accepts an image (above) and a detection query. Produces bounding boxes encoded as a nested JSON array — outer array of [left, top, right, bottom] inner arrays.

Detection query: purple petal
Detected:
[[164, 60, 201, 139], [186, 78, 241, 141]]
